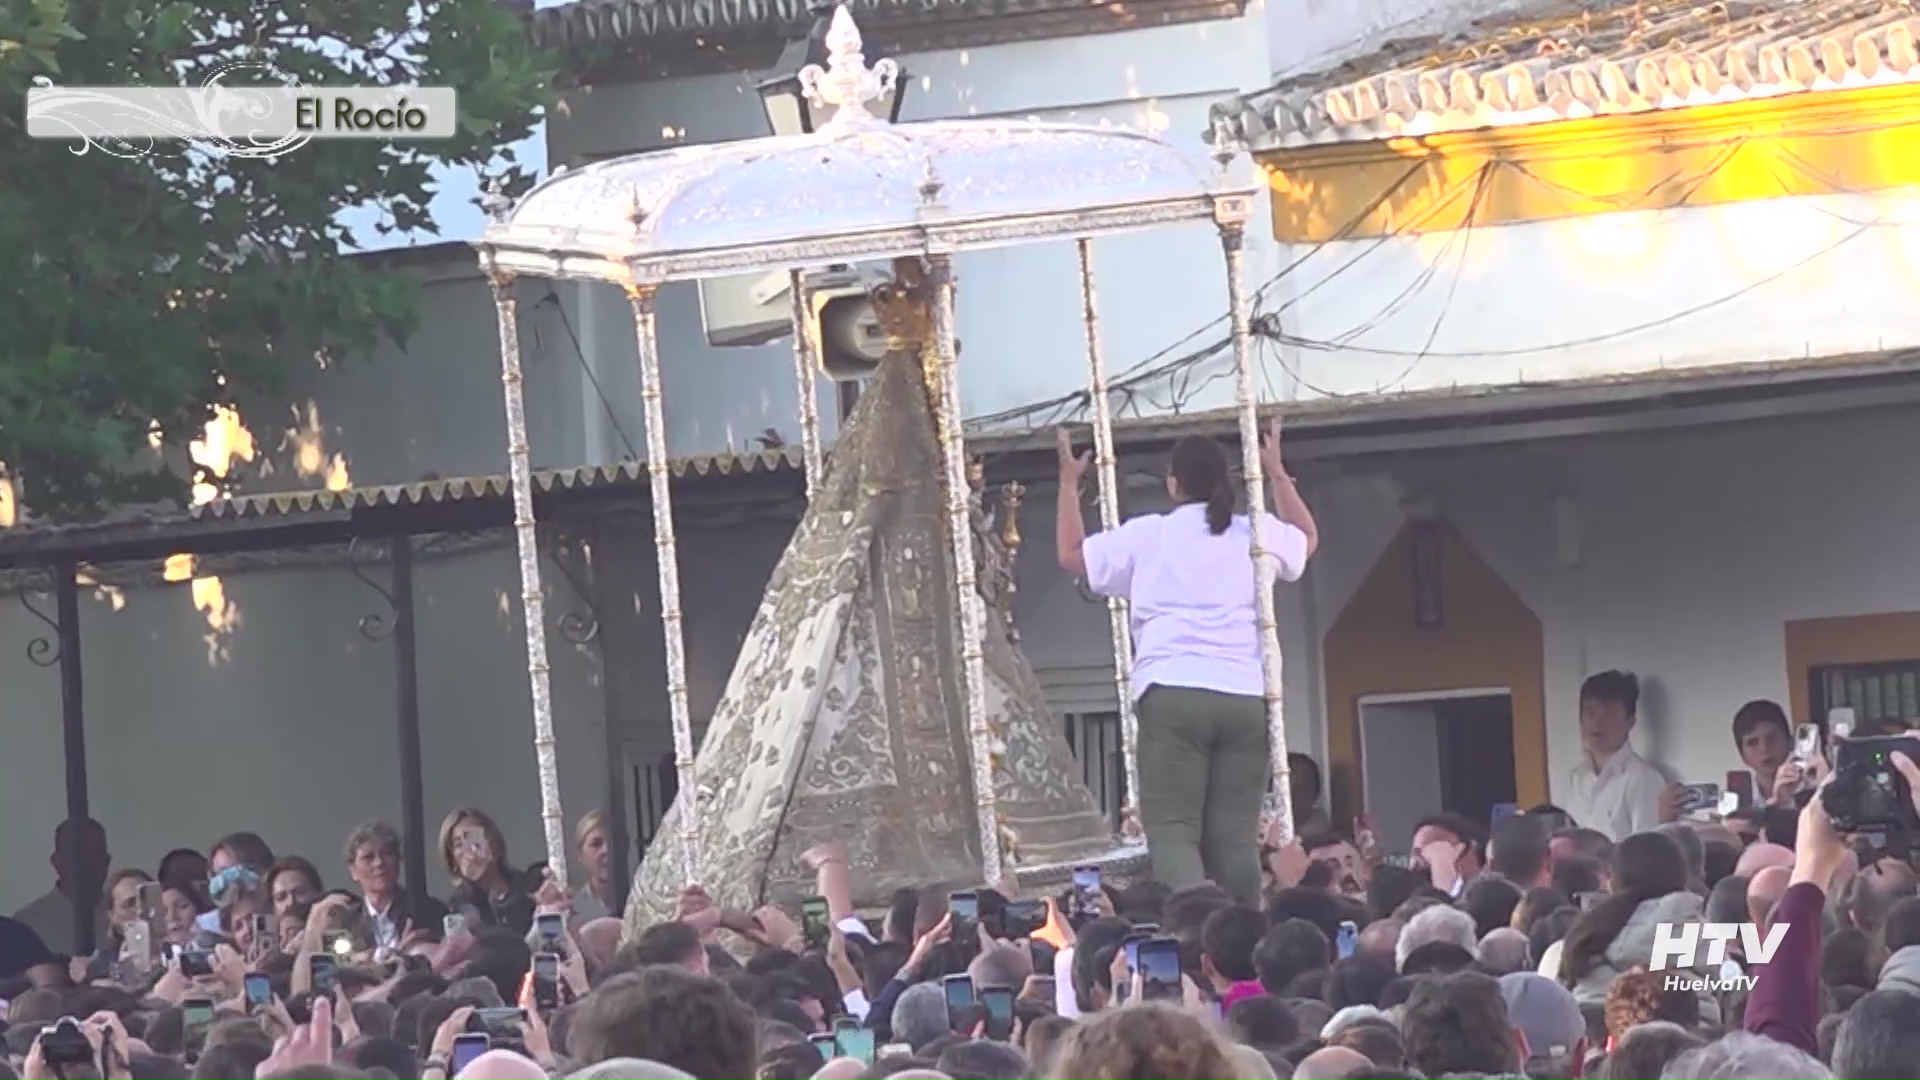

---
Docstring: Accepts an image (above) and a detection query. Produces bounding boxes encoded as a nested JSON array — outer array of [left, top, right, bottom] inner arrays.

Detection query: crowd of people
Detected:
[[0, 714, 1917, 1080]]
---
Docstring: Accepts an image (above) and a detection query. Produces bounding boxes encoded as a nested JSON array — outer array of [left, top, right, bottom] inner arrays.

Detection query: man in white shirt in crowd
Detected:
[[1564, 670, 1668, 841]]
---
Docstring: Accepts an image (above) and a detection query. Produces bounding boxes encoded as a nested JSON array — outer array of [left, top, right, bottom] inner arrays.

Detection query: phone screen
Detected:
[[137, 882, 163, 921], [244, 972, 273, 1009], [451, 1034, 489, 1075], [1335, 920, 1357, 960], [1072, 866, 1101, 915], [183, 998, 215, 1043], [1137, 938, 1181, 1001], [948, 892, 978, 944], [808, 1033, 837, 1057], [1795, 723, 1821, 760], [980, 986, 1015, 1040], [310, 955, 338, 994], [834, 1022, 874, 1062], [943, 974, 975, 1009], [536, 912, 565, 945], [801, 896, 832, 951], [533, 952, 561, 1010], [1002, 899, 1045, 940], [1122, 933, 1149, 971], [443, 913, 466, 939]]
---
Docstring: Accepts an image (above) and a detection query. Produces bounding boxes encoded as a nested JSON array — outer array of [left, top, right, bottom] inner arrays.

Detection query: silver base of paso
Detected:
[[1012, 838, 1150, 890]]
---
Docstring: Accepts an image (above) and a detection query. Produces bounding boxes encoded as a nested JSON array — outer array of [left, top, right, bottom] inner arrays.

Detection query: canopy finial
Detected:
[[798, 5, 899, 132]]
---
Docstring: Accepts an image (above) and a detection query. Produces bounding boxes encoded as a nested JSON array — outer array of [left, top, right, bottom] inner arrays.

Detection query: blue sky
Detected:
[[335, 0, 563, 251]]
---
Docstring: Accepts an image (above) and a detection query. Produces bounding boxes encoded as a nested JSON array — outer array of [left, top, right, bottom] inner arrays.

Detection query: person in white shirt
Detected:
[[1564, 671, 1667, 841], [1055, 418, 1318, 904]]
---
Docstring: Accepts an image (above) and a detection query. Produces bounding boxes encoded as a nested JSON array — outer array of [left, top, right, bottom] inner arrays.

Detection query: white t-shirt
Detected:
[[1081, 503, 1309, 702], [1564, 747, 1666, 841]]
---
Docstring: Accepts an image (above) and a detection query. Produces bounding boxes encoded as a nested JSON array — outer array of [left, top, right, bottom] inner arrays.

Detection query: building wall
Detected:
[[0, 519, 787, 918]]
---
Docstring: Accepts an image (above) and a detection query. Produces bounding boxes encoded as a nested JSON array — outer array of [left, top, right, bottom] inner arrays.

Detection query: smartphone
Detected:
[[443, 913, 467, 940], [1676, 782, 1721, 816], [1795, 723, 1822, 762], [532, 952, 561, 1011], [1383, 853, 1415, 870], [808, 1032, 837, 1057], [833, 1018, 874, 1062], [451, 1033, 490, 1075], [535, 912, 565, 949], [1726, 770, 1755, 812], [1122, 931, 1151, 971], [1830, 707, 1858, 742], [1002, 899, 1045, 940], [309, 954, 338, 995], [244, 971, 273, 1010], [178, 948, 214, 977], [323, 929, 354, 958], [474, 1007, 527, 1037], [1336, 920, 1358, 960], [182, 997, 215, 1043], [800, 896, 832, 951], [1354, 813, 1380, 859], [948, 891, 978, 947], [137, 881, 163, 922], [979, 985, 1015, 1040], [121, 921, 151, 971], [942, 973, 975, 1009], [1028, 938, 1057, 976], [1137, 936, 1182, 1002], [1071, 866, 1101, 917]]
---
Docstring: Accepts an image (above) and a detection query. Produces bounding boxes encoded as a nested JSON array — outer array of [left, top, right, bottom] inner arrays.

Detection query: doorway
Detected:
[[1359, 689, 1518, 848]]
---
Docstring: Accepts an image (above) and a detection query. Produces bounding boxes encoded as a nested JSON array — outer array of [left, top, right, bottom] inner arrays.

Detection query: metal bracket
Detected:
[[19, 577, 59, 667], [346, 537, 398, 642], [543, 526, 601, 646]]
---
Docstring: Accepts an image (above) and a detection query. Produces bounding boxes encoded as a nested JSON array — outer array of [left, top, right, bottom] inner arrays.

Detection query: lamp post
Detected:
[[756, 0, 908, 135]]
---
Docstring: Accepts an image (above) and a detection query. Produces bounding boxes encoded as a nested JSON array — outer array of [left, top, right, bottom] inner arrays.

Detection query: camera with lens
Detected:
[[1822, 735, 1920, 834], [39, 1017, 97, 1069]]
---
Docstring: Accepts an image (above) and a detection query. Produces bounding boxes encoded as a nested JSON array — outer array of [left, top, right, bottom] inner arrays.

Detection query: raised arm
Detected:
[[1260, 416, 1318, 560], [1055, 428, 1091, 578]]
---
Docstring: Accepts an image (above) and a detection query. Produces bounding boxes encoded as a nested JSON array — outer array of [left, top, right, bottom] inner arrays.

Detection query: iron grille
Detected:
[[1062, 710, 1126, 830], [1811, 660, 1920, 730]]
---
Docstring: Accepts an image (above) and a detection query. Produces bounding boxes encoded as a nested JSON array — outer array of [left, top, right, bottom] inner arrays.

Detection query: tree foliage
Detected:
[[0, 0, 554, 520]]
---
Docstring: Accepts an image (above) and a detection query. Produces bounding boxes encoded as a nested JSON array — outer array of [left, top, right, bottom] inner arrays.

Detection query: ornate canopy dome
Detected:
[[475, 6, 1250, 285]]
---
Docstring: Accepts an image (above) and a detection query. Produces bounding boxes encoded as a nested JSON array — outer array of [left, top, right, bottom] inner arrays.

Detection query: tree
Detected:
[[0, 0, 554, 520]]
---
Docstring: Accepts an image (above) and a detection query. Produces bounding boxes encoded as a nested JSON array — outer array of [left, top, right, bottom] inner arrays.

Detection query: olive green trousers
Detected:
[[1135, 684, 1270, 905]]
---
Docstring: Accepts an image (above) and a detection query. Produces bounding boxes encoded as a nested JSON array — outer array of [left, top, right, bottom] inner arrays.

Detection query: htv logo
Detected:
[[1650, 922, 1787, 971]]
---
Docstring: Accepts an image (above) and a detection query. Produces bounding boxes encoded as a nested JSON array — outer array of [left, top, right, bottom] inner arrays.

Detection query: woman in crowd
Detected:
[[1553, 830, 1722, 1024], [1055, 417, 1317, 904], [573, 810, 616, 920], [159, 880, 209, 947], [265, 855, 325, 918], [440, 806, 536, 935]]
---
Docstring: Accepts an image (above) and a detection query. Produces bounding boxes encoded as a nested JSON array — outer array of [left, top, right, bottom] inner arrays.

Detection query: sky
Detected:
[[335, 0, 565, 251]]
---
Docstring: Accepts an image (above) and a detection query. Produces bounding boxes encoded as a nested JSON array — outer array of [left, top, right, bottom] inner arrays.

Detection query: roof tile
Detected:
[[1221, 0, 1920, 150]]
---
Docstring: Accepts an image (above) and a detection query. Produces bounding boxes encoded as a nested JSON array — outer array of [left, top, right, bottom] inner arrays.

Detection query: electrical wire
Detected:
[[534, 287, 640, 460]]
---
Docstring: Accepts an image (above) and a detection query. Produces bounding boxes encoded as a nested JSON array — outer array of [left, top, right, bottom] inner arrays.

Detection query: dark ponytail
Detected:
[[1205, 479, 1233, 535], [1169, 435, 1234, 535]]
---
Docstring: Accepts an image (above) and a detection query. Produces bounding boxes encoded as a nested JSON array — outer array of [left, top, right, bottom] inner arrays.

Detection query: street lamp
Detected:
[[756, 0, 909, 135]]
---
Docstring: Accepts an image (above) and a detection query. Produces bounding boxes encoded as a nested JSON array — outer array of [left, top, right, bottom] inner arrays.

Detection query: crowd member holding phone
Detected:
[[440, 808, 536, 936], [1056, 418, 1318, 904]]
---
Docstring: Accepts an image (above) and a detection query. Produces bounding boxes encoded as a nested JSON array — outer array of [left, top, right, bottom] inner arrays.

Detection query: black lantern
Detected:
[[756, 1, 908, 135]]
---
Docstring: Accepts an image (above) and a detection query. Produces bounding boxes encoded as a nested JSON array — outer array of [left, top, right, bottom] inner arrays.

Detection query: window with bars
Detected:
[[1810, 660, 1920, 730]]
